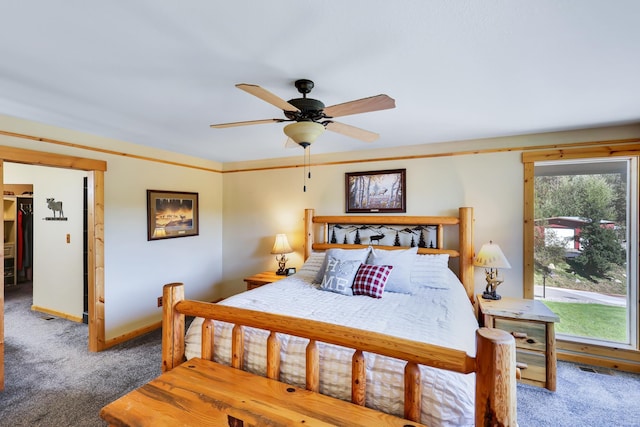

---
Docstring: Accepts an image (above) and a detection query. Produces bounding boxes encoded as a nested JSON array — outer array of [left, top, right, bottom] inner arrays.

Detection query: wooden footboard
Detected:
[[161, 283, 517, 426]]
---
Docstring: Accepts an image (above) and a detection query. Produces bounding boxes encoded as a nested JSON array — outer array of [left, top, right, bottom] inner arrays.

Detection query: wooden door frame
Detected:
[[0, 146, 106, 390]]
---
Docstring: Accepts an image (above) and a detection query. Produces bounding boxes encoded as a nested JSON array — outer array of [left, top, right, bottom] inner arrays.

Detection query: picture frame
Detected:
[[345, 169, 406, 213], [147, 190, 199, 240]]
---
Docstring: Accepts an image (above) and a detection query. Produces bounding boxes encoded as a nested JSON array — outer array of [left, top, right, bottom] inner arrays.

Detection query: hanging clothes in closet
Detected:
[[18, 202, 33, 281], [17, 206, 23, 272]]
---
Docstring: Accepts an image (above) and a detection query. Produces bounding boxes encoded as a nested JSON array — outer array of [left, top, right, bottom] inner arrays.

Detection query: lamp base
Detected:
[[482, 290, 501, 300], [275, 268, 288, 276]]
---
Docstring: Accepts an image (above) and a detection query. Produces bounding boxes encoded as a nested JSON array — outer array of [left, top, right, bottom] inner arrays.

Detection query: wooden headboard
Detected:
[[303, 207, 475, 301]]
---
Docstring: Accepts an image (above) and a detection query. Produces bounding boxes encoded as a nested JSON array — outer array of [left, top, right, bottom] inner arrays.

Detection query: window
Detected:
[[523, 144, 640, 363], [534, 159, 635, 346]]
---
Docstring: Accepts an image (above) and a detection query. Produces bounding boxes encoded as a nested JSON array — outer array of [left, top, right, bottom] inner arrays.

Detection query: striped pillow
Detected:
[[352, 264, 393, 298]]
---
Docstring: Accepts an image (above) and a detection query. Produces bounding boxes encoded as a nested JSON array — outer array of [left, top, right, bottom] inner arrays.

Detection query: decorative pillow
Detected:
[[410, 253, 451, 289], [313, 247, 371, 284], [352, 264, 393, 298], [367, 246, 418, 294], [319, 256, 361, 296]]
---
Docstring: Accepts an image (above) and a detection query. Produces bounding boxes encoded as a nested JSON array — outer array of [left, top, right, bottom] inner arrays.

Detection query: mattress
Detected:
[[185, 266, 478, 427]]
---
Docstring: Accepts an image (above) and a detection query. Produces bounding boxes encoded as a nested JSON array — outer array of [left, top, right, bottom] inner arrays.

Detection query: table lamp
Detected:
[[271, 234, 293, 275], [474, 241, 511, 300]]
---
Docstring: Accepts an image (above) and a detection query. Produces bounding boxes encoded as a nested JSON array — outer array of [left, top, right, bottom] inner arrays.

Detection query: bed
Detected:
[[159, 208, 517, 426]]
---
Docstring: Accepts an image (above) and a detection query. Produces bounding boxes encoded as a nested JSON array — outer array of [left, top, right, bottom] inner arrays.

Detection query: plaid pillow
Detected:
[[352, 264, 393, 298]]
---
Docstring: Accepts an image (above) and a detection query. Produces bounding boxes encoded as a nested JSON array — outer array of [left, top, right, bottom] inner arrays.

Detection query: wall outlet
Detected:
[[157, 296, 163, 307]]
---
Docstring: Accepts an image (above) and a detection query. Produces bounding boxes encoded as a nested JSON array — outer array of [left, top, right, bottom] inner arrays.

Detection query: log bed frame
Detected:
[[100, 207, 517, 426]]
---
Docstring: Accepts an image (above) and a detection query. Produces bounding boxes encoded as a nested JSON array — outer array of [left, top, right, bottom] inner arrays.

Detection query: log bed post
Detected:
[[162, 282, 186, 372], [304, 208, 314, 260], [475, 327, 517, 426], [458, 207, 475, 302]]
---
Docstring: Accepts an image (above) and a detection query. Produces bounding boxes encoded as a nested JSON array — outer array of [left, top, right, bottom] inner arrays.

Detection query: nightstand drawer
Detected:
[[494, 318, 546, 352], [516, 349, 546, 384]]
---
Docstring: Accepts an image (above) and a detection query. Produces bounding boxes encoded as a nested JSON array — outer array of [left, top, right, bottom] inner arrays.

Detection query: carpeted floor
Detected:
[[517, 361, 640, 426], [1, 283, 162, 426], [1, 282, 639, 426]]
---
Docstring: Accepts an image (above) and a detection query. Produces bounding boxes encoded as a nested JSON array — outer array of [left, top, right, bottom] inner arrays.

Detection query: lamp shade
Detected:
[[271, 234, 293, 255], [283, 121, 325, 146], [474, 241, 511, 269]]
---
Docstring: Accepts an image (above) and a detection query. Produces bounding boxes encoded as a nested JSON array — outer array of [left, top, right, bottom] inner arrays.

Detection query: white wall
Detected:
[[102, 156, 223, 337], [5, 164, 85, 318], [0, 114, 224, 340], [221, 152, 524, 298], [221, 125, 640, 299]]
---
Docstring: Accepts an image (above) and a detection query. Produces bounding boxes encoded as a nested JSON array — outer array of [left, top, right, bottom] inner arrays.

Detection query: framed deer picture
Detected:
[[147, 190, 199, 240], [345, 169, 406, 213]]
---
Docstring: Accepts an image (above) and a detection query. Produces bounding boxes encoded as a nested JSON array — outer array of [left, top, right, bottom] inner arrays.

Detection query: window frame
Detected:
[[522, 144, 640, 367]]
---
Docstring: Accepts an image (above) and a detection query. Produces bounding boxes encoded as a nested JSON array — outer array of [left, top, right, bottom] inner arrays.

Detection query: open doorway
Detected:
[[0, 146, 106, 391], [3, 171, 87, 324]]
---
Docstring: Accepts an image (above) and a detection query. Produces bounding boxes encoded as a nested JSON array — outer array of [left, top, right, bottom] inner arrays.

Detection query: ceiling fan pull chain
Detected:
[[303, 145, 312, 192], [303, 147, 307, 192], [307, 145, 311, 180]]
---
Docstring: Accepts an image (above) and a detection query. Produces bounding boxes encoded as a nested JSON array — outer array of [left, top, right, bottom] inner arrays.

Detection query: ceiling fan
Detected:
[[210, 79, 396, 148]]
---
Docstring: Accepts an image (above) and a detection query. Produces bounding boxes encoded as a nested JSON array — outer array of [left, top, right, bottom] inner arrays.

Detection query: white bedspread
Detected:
[[185, 270, 478, 427]]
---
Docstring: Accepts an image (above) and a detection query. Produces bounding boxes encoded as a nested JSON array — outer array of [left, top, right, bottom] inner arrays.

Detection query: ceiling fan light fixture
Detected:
[[283, 121, 325, 146]]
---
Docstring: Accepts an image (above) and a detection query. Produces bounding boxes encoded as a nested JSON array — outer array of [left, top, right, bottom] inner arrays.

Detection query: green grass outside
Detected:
[[542, 300, 628, 342]]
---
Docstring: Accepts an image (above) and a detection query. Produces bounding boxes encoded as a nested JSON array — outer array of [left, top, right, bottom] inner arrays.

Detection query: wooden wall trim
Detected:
[[522, 142, 640, 163], [0, 145, 106, 171], [522, 162, 535, 299], [3, 127, 638, 175], [104, 321, 162, 349], [558, 339, 640, 373], [0, 130, 220, 173], [224, 138, 640, 173], [31, 305, 83, 323], [87, 170, 105, 351]]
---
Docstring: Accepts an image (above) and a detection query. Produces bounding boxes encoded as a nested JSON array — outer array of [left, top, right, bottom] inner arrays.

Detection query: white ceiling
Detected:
[[1, 1, 639, 163]]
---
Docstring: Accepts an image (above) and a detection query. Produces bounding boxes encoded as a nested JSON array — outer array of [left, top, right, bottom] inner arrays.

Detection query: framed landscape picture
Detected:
[[345, 169, 406, 213], [147, 190, 199, 240]]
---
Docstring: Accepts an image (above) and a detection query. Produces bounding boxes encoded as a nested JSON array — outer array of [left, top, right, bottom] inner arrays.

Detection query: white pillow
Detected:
[[313, 247, 371, 284], [298, 252, 326, 276], [319, 256, 361, 296], [410, 253, 451, 289], [367, 246, 418, 294]]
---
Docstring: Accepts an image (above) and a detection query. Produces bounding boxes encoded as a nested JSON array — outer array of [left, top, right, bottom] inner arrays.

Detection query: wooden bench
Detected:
[[100, 357, 427, 426]]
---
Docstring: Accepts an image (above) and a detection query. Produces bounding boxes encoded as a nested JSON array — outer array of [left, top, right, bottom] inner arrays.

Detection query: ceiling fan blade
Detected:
[[324, 94, 395, 118], [210, 118, 284, 129], [236, 83, 300, 112], [325, 121, 379, 142]]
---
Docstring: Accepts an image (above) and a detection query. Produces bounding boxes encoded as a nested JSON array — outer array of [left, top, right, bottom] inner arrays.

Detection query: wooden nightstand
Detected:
[[243, 271, 286, 290], [477, 295, 560, 391]]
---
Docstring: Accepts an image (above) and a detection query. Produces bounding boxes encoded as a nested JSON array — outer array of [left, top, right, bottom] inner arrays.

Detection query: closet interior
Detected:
[[3, 184, 34, 288]]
